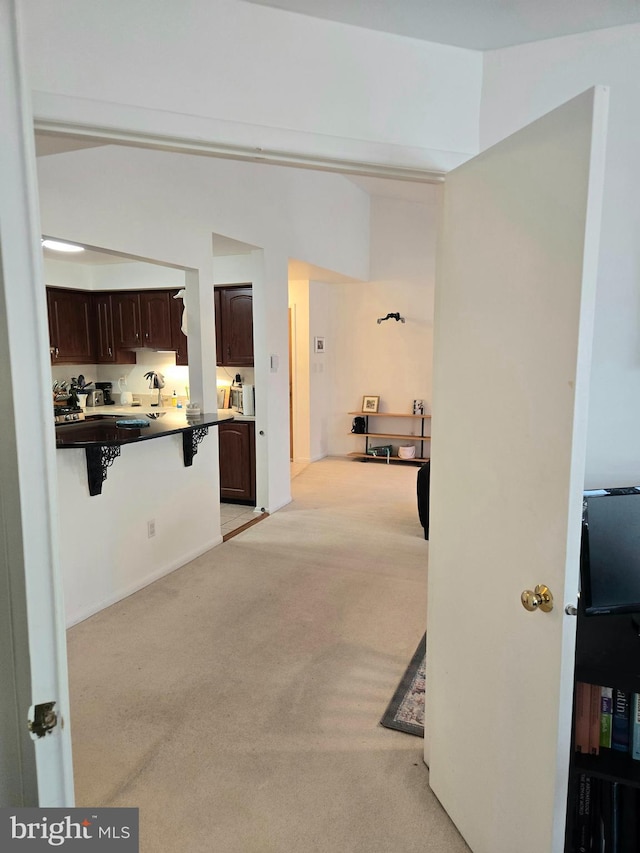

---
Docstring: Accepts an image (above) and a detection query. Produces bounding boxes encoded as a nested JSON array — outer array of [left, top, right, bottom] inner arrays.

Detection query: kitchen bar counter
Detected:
[[56, 410, 234, 495], [55, 410, 233, 447]]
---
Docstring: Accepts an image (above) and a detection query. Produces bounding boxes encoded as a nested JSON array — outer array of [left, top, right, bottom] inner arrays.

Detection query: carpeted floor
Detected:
[[380, 634, 426, 736], [66, 457, 470, 853]]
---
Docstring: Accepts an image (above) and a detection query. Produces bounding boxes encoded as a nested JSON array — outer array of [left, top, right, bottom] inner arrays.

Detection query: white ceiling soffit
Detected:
[[43, 234, 259, 266], [35, 132, 107, 158], [212, 234, 260, 256], [243, 0, 640, 49], [346, 174, 441, 203], [33, 126, 445, 184], [42, 245, 137, 265], [288, 259, 362, 283]]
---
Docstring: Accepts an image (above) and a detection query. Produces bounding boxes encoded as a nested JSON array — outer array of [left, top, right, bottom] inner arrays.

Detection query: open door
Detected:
[[0, 0, 74, 806], [426, 88, 608, 853]]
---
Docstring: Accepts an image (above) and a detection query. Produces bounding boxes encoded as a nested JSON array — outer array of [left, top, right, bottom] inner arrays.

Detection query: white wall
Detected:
[[23, 0, 482, 173], [57, 433, 221, 626], [43, 258, 91, 289], [481, 22, 640, 487], [327, 190, 440, 457], [288, 278, 332, 464], [309, 282, 331, 461], [288, 280, 312, 463]]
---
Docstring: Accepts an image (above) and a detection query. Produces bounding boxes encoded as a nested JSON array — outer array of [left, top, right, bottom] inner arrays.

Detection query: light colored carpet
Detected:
[[67, 457, 469, 853]]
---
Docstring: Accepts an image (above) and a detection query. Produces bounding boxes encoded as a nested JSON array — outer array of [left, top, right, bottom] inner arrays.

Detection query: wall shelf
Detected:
[[348, 411, 431, 464]]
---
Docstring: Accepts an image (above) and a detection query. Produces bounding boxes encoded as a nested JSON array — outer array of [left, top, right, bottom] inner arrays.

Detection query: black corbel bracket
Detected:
[[86, 445, 121, 496], [182, 426, 209, 467]]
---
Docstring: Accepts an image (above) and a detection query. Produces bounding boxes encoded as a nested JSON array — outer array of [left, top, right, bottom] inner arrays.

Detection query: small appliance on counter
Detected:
[[118, 378, 133, 406], [230, 383, 255, 416], [85, 389, 104, 407], [54, 405, 85, 424], [95, 381, 115, 405]]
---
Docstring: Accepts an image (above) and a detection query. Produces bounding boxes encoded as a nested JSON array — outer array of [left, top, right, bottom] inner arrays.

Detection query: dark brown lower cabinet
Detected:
[[218, 420, 255, 503]]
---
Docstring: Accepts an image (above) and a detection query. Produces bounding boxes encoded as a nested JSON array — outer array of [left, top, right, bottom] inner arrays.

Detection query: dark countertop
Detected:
[[55, 411, 234, 448]]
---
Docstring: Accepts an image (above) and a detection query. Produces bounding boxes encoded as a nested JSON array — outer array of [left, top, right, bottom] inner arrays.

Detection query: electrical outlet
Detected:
[[147, 520, 156, 538]]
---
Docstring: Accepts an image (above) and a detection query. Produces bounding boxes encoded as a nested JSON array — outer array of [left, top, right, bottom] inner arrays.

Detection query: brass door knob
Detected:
[[521, 584, 554, 613]]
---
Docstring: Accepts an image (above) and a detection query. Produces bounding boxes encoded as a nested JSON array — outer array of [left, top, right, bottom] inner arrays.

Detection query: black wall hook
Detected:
[[377, 312, 406, 324]]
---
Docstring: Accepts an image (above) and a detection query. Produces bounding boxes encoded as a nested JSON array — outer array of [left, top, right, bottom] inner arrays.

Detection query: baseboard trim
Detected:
[[65, 536, 223, 628]]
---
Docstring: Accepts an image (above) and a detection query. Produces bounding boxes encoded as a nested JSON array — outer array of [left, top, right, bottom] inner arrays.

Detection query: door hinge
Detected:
[[29, 701, 58, 738]]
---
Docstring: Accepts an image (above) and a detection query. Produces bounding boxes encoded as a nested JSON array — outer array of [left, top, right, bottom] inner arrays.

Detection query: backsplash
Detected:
[[51, 351, 190, 404], [216, 366, 255, 388]]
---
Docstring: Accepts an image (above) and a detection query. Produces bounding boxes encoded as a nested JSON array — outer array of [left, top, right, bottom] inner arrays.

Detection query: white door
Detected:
[[0, 0, 74, 806], [426, 87, 608, 853]]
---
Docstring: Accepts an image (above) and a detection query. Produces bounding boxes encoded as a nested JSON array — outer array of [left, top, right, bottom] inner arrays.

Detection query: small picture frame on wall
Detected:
[[362, 395, 379, 413], [314, 336, 325, 353]]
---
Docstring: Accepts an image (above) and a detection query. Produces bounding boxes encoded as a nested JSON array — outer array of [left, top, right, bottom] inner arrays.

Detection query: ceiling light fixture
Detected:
[[41, 239, 85, 253]]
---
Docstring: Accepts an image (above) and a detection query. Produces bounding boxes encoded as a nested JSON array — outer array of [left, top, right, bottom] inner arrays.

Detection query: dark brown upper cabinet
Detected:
[[47, 287, 185, 365], [93, 293, 135, 365], [111, 291, 142, 348], [112, 290, 173, 350], [215, 284, 253, 366], [47, 287, 94, 364]]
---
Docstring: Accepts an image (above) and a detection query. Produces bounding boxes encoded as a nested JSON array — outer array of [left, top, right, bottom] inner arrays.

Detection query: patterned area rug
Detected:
[[380, 634, 426, 737]]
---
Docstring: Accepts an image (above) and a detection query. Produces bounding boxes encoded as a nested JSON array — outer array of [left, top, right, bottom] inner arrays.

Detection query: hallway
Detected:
[[67, 458, 468, 852]]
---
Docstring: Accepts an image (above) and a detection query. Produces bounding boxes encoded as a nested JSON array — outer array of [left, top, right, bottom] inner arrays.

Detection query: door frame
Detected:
[[0, 0, 74, 806]]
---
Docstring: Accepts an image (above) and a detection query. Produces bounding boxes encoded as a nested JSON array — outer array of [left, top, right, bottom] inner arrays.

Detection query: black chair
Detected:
[[417, 461, 430, 540]]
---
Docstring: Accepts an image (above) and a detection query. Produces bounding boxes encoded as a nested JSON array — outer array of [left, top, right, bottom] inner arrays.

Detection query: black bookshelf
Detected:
[[575, 611, 640, 696], [565, 611, 640, 851]]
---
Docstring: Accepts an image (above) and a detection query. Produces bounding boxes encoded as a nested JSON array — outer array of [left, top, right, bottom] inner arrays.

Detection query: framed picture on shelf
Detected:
[[362, 395, 379, 413], [314, 336, 325, 353]]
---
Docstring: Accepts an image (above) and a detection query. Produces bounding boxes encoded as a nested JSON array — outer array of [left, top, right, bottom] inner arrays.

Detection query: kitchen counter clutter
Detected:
[[82, 404, 255, 421], [56, 409, 234, 495]]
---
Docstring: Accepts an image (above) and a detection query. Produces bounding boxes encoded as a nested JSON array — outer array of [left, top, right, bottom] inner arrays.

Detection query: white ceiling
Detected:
[[243, 0, 640, 49]]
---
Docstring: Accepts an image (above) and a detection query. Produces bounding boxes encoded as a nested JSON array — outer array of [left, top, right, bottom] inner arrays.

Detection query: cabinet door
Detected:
[[93, 293, 115, 363], [170, 290, 188, 365], [94, 293, 135, 365], [112, 292, 141, 348], [47, 287, 94, 363], [140, 290, 172, 349], [218, 285, 253, 366], [218, 420, 256, 502]]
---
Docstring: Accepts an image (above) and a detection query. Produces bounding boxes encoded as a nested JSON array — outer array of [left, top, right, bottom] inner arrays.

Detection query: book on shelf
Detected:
[[600, 686, 613, 750], [570, 775, 640, 853], [589, 684, 601, 755], [632, 693, 640, 761], [612, 689, 631, 753], [573, 773, 593, 853], [575, 682, 591, 753]]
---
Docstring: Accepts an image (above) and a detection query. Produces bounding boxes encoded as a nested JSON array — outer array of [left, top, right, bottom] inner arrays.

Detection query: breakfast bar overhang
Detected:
[[55, 411, 234, 496]]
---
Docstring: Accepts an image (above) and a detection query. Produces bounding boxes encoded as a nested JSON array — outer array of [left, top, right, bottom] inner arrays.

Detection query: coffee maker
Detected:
[[95, 381, 115, 405]]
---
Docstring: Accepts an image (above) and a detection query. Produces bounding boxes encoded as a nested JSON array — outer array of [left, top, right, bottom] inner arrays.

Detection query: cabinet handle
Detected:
[[227, 345, 230, 357], [108, 347, 112, 357], [145, 332, 149, 339], [136, 332, 139, 340], [55, 347, 59, 358]]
